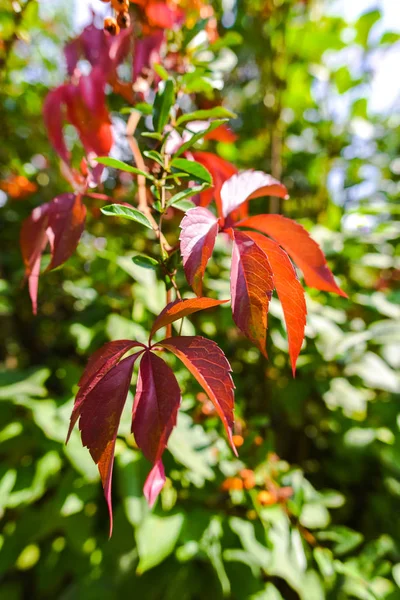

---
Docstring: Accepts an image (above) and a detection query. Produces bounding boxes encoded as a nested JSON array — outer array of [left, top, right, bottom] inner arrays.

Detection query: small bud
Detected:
[[104, 17, 120, 36], [117, 11, 131, 29], [111, 0, 130, 11]]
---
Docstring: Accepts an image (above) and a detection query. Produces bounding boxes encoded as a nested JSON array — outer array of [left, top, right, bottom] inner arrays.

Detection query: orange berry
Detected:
[[243, 474, 256, 490], [104, 17, 120, 36], [221, 477, 243, 491], [232, 434, 244, 448], [111, 0, 129, 11], [257, 490, 277, 506], [239, 469, 253, 479]]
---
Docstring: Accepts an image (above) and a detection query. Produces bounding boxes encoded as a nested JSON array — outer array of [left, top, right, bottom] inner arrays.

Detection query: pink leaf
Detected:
[[230, 230, 274, 358], [239, 214, 347, 297], [245, 231, 307, 374], [160, 336, 236, 455], [78, 352, 140, 536], [221, 171, 288, 219], [132, 351, 181, 465], [150, 297, 227, 341], [143, 460, 166, 508], [179, 207, 219, 296]]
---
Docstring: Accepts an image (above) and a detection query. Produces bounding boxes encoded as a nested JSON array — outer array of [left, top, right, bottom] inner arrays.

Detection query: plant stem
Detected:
[[126, 112, 172, 253]]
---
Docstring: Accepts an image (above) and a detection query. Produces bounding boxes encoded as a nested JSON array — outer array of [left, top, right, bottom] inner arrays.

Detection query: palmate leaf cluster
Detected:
[[0, 0, 399, 599]]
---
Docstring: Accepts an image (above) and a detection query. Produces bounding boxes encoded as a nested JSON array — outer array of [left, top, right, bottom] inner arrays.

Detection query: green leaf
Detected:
[[317, 526, 364, 556], [300, 502, 330, 529], [355, 9, 381, 47], [167, 184, 208, 207], [175, 119, 228, 157], [229, 517, 270, 569], [210, 31, 243, 51], [136, 513, 185, 573], [132, 255, 159, 270], [95, 157, 153, 180], [141, 131, 164, 141], [153, 79, 175, 133], [176, 107, 236, 126], [171, 199, 196, 212], [101, 205, 153, 230], [143, 150, 164, 167], [182, 19, 209, 49], [120, 103, 152, 115], [0, 368, 50, 400], [171, 158, 213, 184], [313, 547, 335, 578], [153, 64, 170, 81]]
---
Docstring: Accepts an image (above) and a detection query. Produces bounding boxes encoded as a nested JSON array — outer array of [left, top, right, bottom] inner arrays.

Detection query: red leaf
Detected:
[[191, 151, 237, 217], [145, 2, 183, 29], [230, 230, 274, 358], [78, 352, 140, 536], [239, 214, 347, 297], [133, 30, 164, 82], [67, 340, 144, 442], [179, 207, 219, 296], [43, 87, 70, 164], [160, 336, 236, 454], [132, 351, 181, 466], [143, 460, 166, 508], [245, 231, 307, 374], [204, 124, 237, 144], [150, 297, 228, 341], [46, 194, 87, 271], [64, 68, 113, 158], [221, 171, 288, 219], [20, 194, 86, 314]]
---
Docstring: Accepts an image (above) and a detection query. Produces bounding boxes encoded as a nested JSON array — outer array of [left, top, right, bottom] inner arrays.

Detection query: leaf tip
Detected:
[[143, 460, 166, 508]]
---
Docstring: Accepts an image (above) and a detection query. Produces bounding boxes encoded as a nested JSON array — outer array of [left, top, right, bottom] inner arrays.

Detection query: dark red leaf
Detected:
[[43, 87, 70, 164], [150, 297, 228, 341], [245, 231, 307, 374], [221, 171, 288, 219], [180, 206, 219, 296], [20, 194, 86, 314], [132, 351, 181, 465], [160, 336, 236, 454], [239, 214, 347, 297], [78, 352, 140, 536], [133, 30, 164, 82], [46, 194, 87, 271], [67, 340, 144, 442], [230, 230, 274, 358], [65, 23, 131, 78]]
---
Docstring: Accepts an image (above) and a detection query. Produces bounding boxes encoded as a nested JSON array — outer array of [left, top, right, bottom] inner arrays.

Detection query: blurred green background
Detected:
[[0, 0, 399, 598]]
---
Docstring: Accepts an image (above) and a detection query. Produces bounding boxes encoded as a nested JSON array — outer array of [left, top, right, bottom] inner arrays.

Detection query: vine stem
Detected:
[[126, 111, 172, 253]]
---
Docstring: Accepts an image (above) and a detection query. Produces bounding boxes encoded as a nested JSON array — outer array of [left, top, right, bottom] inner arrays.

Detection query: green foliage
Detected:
[[0, 0, 399, 599]]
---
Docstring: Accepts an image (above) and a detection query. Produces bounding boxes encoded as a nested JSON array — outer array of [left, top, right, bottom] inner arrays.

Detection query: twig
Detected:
[[126, 111, 172, 253]]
